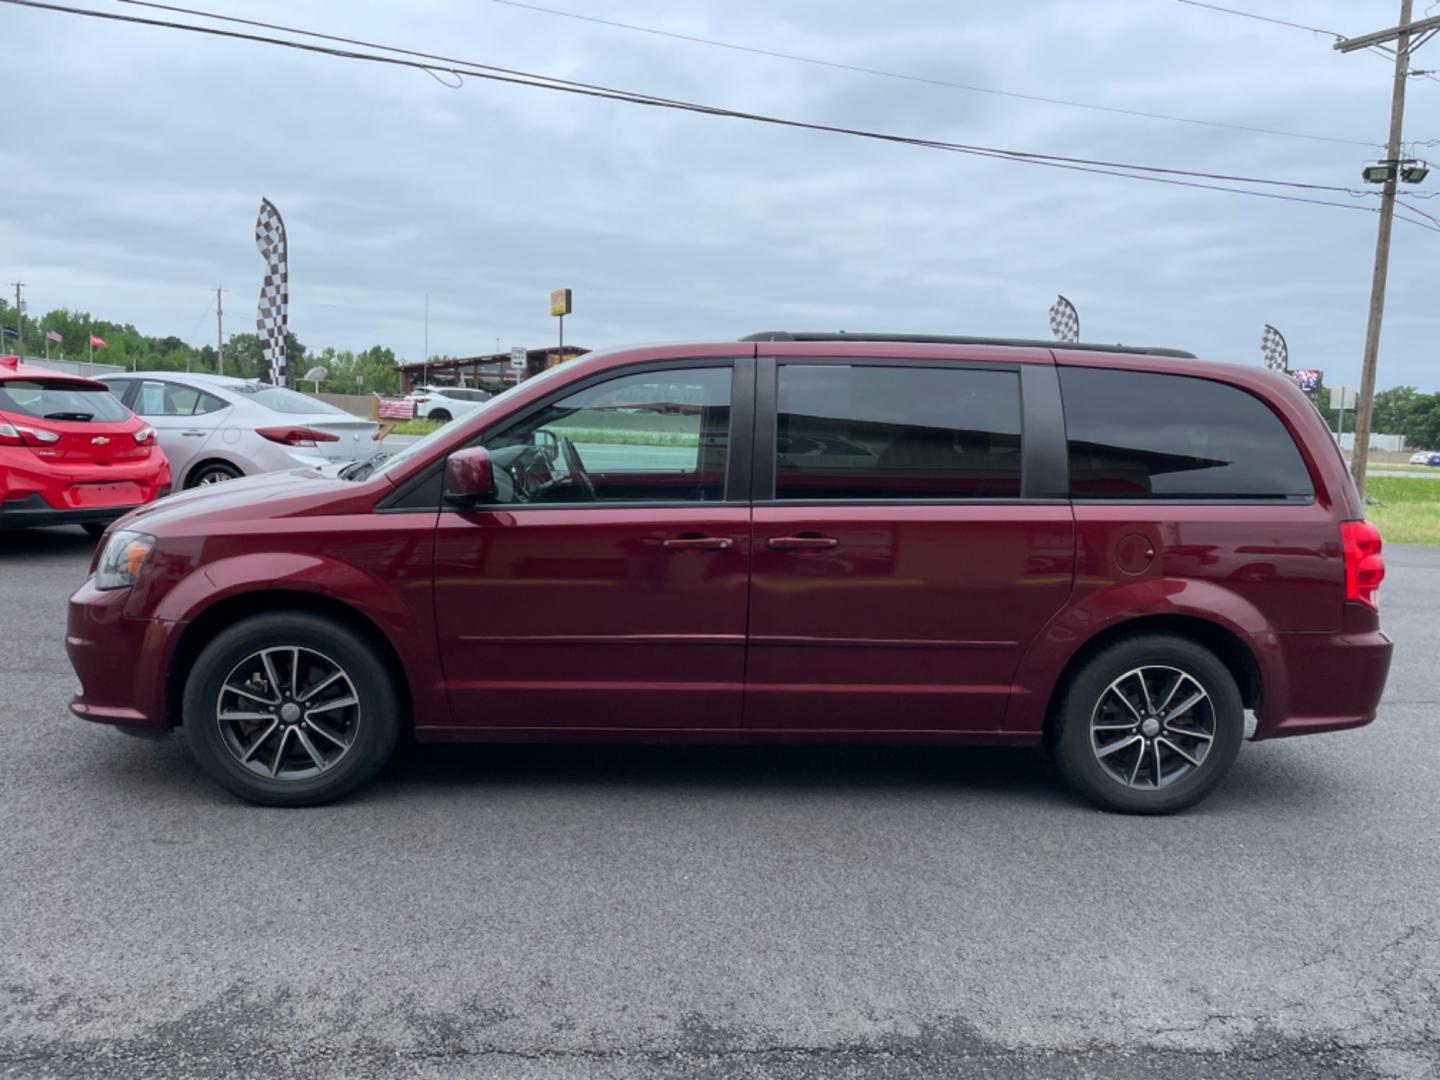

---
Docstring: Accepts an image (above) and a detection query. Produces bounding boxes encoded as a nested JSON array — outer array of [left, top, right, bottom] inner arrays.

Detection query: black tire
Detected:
[[186, 461, 243, 489], [428, 409, 452, 424], [81, 522, 107, 538], [182, 612, 401, 807], [1051, 634, 1243, 814]]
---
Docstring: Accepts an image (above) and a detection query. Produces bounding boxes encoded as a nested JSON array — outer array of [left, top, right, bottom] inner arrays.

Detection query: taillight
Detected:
[[133, 426, 155, 444], [0, 419, 60, 446], [256, 426, 341, 447], [1341, 520, 1385, 610]]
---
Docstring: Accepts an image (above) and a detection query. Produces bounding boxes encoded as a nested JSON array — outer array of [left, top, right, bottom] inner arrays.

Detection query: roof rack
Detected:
[[741, 331, 1196, 360]]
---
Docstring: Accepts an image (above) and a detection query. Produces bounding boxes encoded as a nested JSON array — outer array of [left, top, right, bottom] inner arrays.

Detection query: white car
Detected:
[[407, 385, 491, 423], [1409, 451, 1431, 465], [101, 372, 380, 488]]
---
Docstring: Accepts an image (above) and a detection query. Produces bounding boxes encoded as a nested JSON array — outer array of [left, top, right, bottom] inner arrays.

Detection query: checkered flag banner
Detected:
[[1261, 324, 1288, 373], [1048, 294, 1080, 344], [254, 198, 289, 387]]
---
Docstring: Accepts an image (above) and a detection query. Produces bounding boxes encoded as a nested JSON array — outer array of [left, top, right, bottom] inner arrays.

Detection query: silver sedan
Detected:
[[101, 372, 380, 488]]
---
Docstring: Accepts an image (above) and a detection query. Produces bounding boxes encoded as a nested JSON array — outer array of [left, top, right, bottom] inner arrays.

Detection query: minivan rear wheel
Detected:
[[182, 612, 400, 807], [1051, 634, 1243, 814]]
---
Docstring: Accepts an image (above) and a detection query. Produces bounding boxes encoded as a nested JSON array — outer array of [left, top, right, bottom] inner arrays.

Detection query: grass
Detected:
[[549, 426, 699, 447], [388, 418, 443, 436], [1364, 475, 1440, 546], [385, 417, 700, 449]]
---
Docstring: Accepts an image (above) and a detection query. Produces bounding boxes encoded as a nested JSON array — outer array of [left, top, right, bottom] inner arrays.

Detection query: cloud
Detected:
[[2, 0, 1435, 387]]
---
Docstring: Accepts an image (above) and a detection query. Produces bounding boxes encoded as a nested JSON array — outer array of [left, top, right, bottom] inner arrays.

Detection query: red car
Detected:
[[65, 333, 1391, 812], [1, 356, 170, 535]]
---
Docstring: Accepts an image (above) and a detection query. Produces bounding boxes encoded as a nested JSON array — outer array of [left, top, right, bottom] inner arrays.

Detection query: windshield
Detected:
[[233, 384, 348, 415], [0, 379, 132, 422]]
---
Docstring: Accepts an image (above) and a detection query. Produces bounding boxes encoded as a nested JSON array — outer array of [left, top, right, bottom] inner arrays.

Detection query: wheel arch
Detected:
[[182, 455, 246, 489], [165, 590, 414, 730], [1041, 614, 1263, 743]]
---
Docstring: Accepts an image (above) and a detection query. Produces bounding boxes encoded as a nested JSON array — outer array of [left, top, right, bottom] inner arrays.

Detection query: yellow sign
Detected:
[[550, 288, 572, 317]]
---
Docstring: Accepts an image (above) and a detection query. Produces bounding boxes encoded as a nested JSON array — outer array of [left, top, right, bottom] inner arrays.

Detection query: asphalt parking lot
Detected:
[[1, 529, 1437, 1079]]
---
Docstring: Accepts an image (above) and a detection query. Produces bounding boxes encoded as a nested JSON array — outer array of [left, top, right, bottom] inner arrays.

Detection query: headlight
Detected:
[[95, 530, 156, 591]]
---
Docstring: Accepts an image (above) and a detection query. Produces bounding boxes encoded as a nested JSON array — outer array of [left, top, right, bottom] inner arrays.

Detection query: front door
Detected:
[[434, 358, 754, 730], [744, 358, 1075, 733]]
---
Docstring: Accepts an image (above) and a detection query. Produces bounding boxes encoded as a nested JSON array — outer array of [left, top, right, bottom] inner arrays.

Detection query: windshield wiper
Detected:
[[44, 411, 93, 421], [341, 451, 388, 481]]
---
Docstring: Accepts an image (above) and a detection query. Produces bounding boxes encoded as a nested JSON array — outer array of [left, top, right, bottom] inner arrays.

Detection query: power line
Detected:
[[8, 0, 1438, 233], [84, 0, 1377, 194], [491, 0, 1379, 149], [1173, 1, 1345, 39]]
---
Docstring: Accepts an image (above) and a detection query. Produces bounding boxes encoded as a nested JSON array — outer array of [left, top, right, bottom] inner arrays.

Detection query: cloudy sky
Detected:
[[4, 0, 1437, 386]]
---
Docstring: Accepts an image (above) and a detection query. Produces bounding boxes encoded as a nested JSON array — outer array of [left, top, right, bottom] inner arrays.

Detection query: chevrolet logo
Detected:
[[91, 436, 110, 446]]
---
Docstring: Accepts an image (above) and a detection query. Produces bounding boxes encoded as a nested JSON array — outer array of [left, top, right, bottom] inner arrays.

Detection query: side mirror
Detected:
[[444, 446, 496, 507]]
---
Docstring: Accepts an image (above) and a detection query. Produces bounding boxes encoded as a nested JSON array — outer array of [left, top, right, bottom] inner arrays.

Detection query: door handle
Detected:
[[662, 536, 733, 552], [768, 535, 839, 551], [180, 430, 206, 437]]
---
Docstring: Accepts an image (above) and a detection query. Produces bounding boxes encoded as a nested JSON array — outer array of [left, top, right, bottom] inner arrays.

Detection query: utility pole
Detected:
[[423, 293, 430, 387], [216, 287, 225, 377], [1336, 1, 1440, 495], [10, 281, 23, 351]]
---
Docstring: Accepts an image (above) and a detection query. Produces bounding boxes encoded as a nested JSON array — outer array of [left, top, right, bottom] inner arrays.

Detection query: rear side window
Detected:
[[1059, 368, 1313, 500], [774, 365, 1022, 499], [0, 380, 131, 422]]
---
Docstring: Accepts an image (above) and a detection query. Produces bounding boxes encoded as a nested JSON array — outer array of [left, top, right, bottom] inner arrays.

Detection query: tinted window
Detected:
[[485, 367, 732, 503], [1060, 368, 1313, 499], [0, 379, 131, 422], [774, 365, 1021, 500]]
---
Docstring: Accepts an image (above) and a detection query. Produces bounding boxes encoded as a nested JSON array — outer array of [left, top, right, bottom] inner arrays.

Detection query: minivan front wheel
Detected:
[[1052, 634, 1243, 814], [182, 612, 400, 806]]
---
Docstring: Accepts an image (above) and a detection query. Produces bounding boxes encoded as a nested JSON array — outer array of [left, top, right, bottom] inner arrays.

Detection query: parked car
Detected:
[[1408, 451, 1430, 465], [1426, 454, 1440, 468], [406, 385, 491, 424], [100, 372, 379, 488], [67, 332, 1391, 813], [0, 356, 170, 536]]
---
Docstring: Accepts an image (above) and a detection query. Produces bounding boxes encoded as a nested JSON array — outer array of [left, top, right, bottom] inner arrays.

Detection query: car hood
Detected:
[[112, 466, 378, 536]]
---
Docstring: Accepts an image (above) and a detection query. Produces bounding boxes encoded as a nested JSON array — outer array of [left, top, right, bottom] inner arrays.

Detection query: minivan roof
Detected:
[[742, 331, 1197, 359]]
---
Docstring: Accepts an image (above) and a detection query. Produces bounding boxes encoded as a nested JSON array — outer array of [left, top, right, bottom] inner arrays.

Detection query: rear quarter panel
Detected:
[[1004, 351, 1354, 737]]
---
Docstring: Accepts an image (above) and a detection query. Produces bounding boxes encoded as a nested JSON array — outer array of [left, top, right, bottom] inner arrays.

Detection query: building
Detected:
[[394, 347, 589, 394]]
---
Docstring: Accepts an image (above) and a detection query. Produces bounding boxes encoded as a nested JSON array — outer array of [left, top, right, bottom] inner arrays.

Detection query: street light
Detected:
[[1400, 160, 1431, 184]]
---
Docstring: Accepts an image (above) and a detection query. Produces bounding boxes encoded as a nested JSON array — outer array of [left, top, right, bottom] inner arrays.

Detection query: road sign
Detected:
[[510, 346, 527, 374], [1331, 384, 1359, 410]]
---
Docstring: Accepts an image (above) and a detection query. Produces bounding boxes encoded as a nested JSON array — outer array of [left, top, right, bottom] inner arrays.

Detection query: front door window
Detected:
[[484, 367, 732, 504]]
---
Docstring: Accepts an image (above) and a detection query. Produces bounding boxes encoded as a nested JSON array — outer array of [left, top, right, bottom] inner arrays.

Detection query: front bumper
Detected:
[[1255, 606, 1393, 740], [65, 578, 177, 731]]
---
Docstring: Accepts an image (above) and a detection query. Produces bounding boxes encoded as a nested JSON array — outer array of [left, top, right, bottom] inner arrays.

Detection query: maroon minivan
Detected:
[[66, 333, 1391, 812]]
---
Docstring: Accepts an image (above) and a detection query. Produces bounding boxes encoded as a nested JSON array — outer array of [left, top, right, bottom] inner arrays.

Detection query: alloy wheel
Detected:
[[1089, 665, 1215, 790], [215, 646, 361, 780]]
